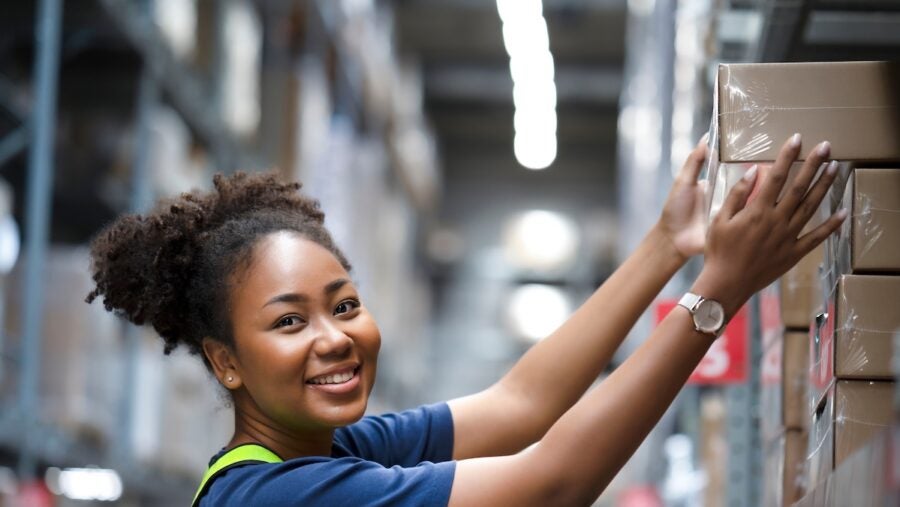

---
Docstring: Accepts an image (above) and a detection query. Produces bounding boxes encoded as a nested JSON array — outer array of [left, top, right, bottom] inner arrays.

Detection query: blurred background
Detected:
[[0, 0, 899, 505]]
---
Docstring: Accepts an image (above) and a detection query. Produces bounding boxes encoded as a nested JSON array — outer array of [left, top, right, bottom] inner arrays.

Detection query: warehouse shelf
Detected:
[[96, 0, 261, 173]]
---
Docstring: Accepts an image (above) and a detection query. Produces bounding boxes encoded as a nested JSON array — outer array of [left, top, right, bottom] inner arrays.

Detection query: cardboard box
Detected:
[[806, 380, 894, 492], [763, 429, 808, 507], [796, 429, 900, 506], [759, 283, 783, 350], [761, 331, 810, 444], [3, 248, 122, 445], [715, 61, 900, 163], [809, 274, 900, 409], [779, 244, 823, 330], [705, 61, 900, 221], [831, 168, 900, 274]]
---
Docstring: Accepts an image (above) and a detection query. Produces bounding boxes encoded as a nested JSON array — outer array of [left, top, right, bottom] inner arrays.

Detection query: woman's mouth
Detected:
[[306, 366, 361, 393]]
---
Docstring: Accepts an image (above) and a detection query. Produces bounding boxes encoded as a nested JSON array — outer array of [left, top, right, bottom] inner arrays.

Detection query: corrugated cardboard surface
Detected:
[[836, 168, 900, 273], [833, 380, 894, 466], [2, 248, 122, 445], [717, 61, 900, 162], [779, 244, 823, 330], [764, 428, 809, 507], [809, 274, 900, 408], [806, 381, 834, 494], [834, 275, 899, 379], [796, 429, 898, 506], [807, 380, 895, 493], [760, 284, 783, 349], [785, 429, 808, 507], [761, 332, 810, 444]]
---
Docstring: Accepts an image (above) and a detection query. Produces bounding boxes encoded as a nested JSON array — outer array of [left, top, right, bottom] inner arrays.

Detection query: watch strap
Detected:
[[677, 292, 703, 312]]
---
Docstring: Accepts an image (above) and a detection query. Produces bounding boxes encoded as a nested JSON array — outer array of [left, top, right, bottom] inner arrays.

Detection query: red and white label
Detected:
[[656, 299, 749, 385]]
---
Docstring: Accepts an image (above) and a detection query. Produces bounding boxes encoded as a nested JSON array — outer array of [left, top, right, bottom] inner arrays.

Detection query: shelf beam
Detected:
[[96, 0, 261, 173]]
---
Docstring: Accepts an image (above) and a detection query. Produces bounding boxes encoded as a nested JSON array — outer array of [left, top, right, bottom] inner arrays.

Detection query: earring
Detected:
[[227, 376, 233, 383]]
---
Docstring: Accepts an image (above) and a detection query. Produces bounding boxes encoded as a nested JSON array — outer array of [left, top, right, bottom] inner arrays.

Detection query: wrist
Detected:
[[690, 267, 747, 322], [649, 223, 689, 268]]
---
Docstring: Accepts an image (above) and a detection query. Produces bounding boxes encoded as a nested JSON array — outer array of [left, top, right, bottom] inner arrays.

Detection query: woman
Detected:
[[87, 134, 843, 506]]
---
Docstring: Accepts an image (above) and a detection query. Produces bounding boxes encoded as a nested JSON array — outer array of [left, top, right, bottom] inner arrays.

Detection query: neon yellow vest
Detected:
[[191, 444, 283, 506]]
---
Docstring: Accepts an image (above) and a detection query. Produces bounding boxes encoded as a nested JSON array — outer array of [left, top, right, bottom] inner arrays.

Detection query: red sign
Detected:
[[656, 299, 749, 385]]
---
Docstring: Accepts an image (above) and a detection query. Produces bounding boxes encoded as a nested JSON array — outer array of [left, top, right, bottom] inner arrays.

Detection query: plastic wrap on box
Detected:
[[706, 157, 845, 226], [806, 380, 894, 492], [761, 332, 809, 444], [717, 61, 900, 163], [827, 428, 899, 506], [809, 275, 900, 411], [704, 60, 900, 222], [760, 283, 783, 349], [779, 243, 823, 331], [763, 429, 808, 507], [831, 168, 900, 274]]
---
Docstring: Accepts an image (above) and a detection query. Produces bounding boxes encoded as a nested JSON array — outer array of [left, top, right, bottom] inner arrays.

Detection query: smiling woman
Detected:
[[85, 134, 847, 506]]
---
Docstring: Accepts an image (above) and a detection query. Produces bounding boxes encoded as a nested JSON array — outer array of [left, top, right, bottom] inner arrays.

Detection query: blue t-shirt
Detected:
[[199, 403, 457, 506]]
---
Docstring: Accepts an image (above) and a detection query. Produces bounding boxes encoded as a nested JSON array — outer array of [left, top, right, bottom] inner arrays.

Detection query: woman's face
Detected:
[[227, 231, 380, 431]]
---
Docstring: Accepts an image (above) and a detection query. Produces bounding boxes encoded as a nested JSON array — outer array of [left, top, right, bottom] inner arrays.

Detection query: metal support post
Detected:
[[725, 295, 763, 507], [17, 0, 64, 480]]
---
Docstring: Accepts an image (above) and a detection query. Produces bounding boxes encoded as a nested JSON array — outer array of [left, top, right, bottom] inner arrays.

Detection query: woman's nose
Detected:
[[311, 319, 353, 357]]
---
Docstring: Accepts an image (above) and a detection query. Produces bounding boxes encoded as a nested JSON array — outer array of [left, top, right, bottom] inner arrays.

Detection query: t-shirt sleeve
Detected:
[[203, 458, 456, 507], [334, 402, 455, 467]]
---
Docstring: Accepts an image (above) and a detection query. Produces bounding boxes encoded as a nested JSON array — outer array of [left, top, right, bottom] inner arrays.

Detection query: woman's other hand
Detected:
[[658, 134, 710, 261], [692, 134, 847, 318]]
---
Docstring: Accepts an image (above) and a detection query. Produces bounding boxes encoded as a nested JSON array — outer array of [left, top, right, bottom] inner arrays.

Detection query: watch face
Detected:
[[695, 299, 725, 334]]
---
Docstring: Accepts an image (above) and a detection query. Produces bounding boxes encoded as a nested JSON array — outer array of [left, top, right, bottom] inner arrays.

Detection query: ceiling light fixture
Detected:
[[497, 0, 557, 170]]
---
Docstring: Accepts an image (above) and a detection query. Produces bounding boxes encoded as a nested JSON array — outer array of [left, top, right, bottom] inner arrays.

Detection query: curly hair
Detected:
[[86, 172, 351, 370]]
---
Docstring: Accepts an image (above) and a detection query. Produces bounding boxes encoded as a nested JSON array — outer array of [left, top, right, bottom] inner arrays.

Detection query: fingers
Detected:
[[756, 133, 802, 206], [788, 160, 840, 232], [777, 140, 832, 214], [796, 208, 848, 253], [719, 164, 758, 220], [678, 134, 709, 184]]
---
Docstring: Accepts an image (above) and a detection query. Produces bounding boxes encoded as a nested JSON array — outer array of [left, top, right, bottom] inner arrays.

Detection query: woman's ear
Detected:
[[202, 338, 243, 390]]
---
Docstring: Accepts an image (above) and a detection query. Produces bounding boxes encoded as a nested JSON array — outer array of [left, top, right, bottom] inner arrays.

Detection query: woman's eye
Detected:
[[335, 299, 360, 315], [275, 315, 303, 328]]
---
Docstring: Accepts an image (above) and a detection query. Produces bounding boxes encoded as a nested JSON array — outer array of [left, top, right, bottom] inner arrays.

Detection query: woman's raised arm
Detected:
[[447, 134, 845, 505], [448, 137, 710, 460]]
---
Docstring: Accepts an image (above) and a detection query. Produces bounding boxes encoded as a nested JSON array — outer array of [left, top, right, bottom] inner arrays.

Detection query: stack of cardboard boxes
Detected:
[[760, 257, 817, 506], [706, 60, 900, 505], [805, 167, 900, 492]]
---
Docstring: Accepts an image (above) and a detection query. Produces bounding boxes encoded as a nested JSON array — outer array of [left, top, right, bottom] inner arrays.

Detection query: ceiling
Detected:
[[392, 0, 627, 184]]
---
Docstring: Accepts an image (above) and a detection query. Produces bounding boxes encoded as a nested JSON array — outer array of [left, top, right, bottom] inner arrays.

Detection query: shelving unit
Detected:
[[0, 0, 441, 504]]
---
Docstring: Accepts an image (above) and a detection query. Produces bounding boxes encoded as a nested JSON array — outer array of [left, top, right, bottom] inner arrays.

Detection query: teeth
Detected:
[[310, 370, 355, 385]]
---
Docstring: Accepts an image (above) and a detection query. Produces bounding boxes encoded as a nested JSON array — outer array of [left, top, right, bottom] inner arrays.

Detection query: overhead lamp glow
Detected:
[[510, 51, 554, 84], [512, 80, 557, 111], [497, 0, 558, 171], [504, 210, 578, 270], [502, 16, 549, 57], [514, 132, 557, 170], [514, 108, 557, 135], [47, 467, 123, 502], [496, 0, 542, 24], [507, 284, 571, 342]]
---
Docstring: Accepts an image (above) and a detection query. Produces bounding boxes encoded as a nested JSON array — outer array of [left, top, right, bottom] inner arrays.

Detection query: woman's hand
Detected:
[[692, 134, 847, 318], [657, 135, 710, 261]]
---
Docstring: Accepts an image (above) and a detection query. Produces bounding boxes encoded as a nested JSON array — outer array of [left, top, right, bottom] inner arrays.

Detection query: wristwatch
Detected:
[[678, 292, 726, 337]]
